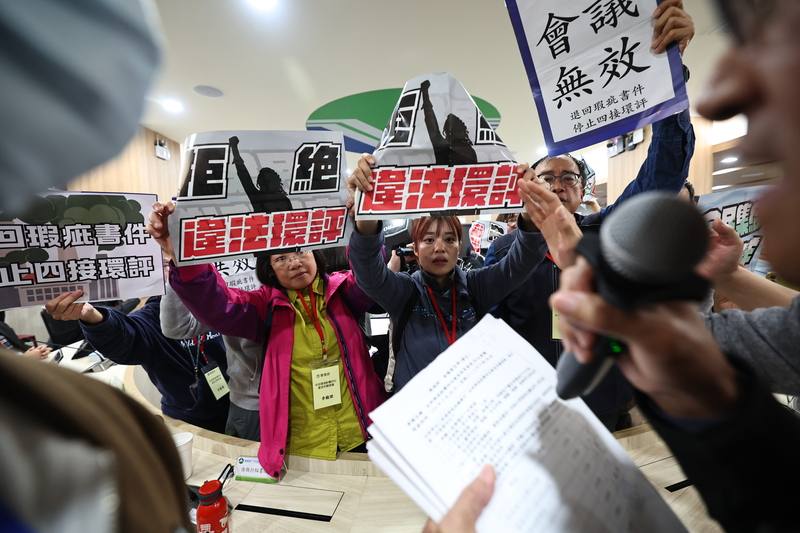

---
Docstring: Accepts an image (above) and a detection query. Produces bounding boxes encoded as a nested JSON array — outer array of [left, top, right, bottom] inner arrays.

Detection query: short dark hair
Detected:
[[532, 154, 588, 188], [255, 250, 327, 288]]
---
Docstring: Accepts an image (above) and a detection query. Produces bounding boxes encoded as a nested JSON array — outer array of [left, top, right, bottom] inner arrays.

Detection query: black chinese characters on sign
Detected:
[[534, 1, 645, 111], [290, 142, 342, 194]]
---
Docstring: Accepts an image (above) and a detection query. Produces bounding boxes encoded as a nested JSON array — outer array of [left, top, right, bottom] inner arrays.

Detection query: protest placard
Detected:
[[468, 220, 508, 254], [698, 185, 769, 275], [0, 191, 164, 310], [355, 73, 520, 220], [506, 0, 689, 154], [169, 131, 350, 266], [213, 258, 260, 291]]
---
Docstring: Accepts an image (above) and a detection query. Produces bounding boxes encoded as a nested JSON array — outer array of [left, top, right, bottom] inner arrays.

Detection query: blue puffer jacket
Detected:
[[349, 224, 547, 392]]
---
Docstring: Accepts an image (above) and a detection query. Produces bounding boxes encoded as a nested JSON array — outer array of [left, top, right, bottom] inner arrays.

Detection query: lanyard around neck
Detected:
[[426, 284, 458, 345], [188, 334, 207, 374], [298, 288, 327, 359]]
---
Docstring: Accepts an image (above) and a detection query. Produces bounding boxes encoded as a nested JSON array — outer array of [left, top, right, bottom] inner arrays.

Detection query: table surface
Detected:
[[124, 367, 722, 532]]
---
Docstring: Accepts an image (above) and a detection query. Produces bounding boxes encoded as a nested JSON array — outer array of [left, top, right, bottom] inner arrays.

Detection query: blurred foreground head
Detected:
[[0, 0, 161, 214], [701, 0, 800, 284]]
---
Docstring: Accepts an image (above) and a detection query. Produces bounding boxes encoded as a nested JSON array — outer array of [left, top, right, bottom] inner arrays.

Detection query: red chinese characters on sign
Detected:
[[358, 163, 521, 216], [309, 208, 346, 245], [179, 208, 347, 261], [226, 214, 270, 254], [182, 218, 227, 258]]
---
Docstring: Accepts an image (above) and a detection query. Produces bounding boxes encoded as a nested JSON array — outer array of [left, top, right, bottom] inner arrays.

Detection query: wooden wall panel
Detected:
[[67, 127, 181, 203], [606, 115, 715, 203], [607, 125, 652, 204], [687, 116, 713, 195]]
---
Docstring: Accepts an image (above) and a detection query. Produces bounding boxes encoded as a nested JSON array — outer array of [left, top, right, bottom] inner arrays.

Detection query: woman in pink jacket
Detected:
[[148, 203, 386, 479]]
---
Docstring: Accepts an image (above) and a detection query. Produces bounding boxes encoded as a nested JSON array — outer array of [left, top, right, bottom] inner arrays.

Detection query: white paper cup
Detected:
[[172, 432, 194, 480]]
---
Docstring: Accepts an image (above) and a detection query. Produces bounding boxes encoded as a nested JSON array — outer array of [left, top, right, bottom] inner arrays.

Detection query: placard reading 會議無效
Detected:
[[506, 0, 688, 155]]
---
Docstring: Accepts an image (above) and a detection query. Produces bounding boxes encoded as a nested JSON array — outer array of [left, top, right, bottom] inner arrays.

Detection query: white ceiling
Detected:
[[143, 0, 729, 166]]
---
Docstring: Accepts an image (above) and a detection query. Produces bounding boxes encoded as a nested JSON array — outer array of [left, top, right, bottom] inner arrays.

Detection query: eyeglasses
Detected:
[[714, 0, 779, 44], [271, 250, 311, 268], [538, 172, 581, 188]]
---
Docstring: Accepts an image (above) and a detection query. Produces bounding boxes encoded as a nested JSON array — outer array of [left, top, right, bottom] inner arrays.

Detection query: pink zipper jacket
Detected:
[[169, 264, 387, 476]]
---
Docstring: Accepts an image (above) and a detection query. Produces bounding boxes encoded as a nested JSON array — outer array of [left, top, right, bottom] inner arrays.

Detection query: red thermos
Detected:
[[196, 479, 229, 532]]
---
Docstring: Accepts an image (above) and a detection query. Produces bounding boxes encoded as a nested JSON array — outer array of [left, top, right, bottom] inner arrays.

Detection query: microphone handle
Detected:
[[555, 337, 626, 400]]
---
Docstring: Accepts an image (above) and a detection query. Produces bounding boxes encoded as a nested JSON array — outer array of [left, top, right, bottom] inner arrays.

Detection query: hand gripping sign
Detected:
[[698, 185, 769, 275], [355, 73, 521, 220], [169, 131, 351, 266]]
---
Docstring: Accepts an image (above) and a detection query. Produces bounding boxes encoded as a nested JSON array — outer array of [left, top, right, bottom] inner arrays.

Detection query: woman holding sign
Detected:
[[347, 156, 577, 392], [148, 203, 386, 480]]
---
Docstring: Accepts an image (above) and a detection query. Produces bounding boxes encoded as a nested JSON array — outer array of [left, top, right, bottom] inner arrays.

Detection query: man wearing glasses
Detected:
[[430, 1, 799, 531], [484, 2, 696, 432]]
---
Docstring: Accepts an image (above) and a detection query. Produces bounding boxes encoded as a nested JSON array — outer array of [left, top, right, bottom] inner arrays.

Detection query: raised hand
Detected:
[[45, 290, 104, 325], [146, 201, 176, 261], [347, 154, 376, 196], [695, 219, 744, 281], [518, 177, 583, 269], [346, 154, 380, 234], [652, 0, 694, 55]]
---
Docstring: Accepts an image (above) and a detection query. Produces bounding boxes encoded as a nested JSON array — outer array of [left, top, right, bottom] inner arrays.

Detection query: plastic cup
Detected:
[[172, 432, 194, 480]]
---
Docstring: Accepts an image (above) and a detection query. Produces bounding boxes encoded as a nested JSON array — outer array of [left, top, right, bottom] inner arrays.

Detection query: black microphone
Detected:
[[555, 192, 710, 400]]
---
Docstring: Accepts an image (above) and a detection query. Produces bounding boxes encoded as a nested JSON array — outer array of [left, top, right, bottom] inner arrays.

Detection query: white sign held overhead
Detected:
[[506, 0, 689, 155]]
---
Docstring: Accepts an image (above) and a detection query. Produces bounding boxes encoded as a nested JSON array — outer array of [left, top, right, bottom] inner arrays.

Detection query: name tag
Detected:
[[552, 308, 562, 340], [203, 363, 230, 400], [234, 456, 279, 484], [311, 364, 341, 410]]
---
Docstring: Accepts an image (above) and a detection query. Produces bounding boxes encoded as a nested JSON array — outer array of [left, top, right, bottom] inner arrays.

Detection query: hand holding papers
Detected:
[[367, 315, 685, 532]]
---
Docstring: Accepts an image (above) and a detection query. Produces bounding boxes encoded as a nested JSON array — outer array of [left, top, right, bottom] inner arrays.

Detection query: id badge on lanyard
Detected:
[[203, 362, 230, 400], [311, 362, 341, 410], [546, 252, 562, 341], [189, 334, 229, 401], [299, 289, 342, 410]]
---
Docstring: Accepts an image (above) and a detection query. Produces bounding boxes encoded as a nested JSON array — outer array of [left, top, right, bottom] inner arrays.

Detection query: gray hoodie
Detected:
[[160, 285, 263, 411], [705, 297, 800, 395]]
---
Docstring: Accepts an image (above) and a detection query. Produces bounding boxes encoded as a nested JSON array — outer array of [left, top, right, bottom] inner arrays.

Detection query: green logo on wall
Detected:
[[306, 89, 501, 154]]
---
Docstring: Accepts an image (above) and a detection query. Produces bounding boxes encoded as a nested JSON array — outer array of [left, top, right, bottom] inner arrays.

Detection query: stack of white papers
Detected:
[[368, 316, 685, 532]]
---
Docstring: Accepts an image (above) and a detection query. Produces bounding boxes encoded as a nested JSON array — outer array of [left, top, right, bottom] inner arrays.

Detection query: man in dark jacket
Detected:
[[486, 111, 694, 431], [548, 1, 800, 530], [482, 4, 696, 431], [45, 291, 230, 432], [435, 2, 800, 530]]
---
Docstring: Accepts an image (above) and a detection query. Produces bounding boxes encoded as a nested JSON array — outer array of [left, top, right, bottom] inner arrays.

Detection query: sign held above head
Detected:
[[169, 131, 351, 266], [355, 73, 522, 220], [506, 0, 689, 155]]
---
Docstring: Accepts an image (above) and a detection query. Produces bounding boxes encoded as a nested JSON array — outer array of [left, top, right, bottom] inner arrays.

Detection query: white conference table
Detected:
[[120, 365, 722, 532]]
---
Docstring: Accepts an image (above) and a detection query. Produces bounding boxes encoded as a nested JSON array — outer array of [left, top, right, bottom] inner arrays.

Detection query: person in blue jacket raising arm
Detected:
[[44, 291, 230, 433], [347, 160, 580, 392]]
